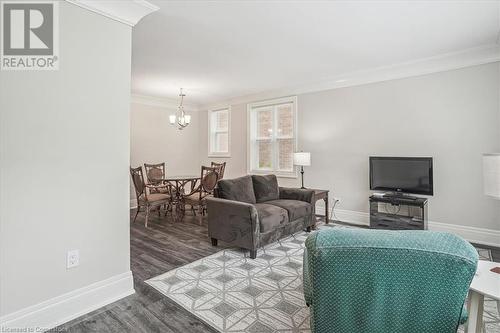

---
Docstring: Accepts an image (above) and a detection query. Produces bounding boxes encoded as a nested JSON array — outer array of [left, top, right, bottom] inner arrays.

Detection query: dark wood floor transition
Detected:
[[59, 210, 499, 332]]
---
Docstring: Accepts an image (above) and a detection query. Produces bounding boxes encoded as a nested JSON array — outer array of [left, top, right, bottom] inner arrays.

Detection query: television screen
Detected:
[[370, 157, 433, 195]]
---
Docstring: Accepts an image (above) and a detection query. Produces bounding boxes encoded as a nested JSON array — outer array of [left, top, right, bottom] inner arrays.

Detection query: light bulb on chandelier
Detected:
[[169, 88, 191, 130]]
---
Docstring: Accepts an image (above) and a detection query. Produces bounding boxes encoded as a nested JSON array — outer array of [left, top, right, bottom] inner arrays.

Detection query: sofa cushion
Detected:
[[217, 175, 256, 204], [252, 174, 279, 203], [266, 199, 312, 221], [255, 203, 288, 233]]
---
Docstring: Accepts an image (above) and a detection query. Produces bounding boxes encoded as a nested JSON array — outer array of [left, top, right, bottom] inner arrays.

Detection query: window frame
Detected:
[[247, 96, 298, 178], [208, 107, 231, 158]]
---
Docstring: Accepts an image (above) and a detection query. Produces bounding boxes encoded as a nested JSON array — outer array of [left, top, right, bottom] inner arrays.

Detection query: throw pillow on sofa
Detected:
[[217, 175, 257, 204], [251, 174, 279, 202]]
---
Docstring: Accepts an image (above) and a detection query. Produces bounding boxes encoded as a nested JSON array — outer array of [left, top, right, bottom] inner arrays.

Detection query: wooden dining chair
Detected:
[[130, 166, 171, 227], [183, 166, 219, 218], [144, 162, 169, 194], [211, 161, 226, 179]]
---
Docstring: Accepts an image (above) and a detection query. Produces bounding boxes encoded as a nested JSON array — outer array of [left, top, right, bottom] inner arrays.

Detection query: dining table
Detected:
[[163, 175, 201, 214]]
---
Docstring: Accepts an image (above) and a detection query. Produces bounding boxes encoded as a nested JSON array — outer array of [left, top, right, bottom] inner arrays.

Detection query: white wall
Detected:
[[199, 63, 500, 233], [0, 2, 133, 326], [130, 101, 200, 201]]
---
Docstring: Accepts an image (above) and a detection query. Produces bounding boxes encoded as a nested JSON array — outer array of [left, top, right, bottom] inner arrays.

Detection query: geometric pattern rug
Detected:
[[146, 224, 500, 333]]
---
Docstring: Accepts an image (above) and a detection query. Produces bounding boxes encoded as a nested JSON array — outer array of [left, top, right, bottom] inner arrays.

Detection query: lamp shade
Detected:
[[294, 152, 311, 166], [483, 153, 500, 199]]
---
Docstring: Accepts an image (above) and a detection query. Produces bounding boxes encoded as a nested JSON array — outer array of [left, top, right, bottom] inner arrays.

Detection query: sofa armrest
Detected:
[[279, 187, 314, 204], [206, 197, 259, 250]]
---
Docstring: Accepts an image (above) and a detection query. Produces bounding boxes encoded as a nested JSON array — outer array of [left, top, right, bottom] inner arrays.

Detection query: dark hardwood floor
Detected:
[[60, 210, 225, 333], [59, 211, 499, 332]]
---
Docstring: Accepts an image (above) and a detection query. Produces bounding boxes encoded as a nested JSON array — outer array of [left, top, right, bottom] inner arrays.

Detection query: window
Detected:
[[208, 107, 230, 157], [247, 96, 297, 177]]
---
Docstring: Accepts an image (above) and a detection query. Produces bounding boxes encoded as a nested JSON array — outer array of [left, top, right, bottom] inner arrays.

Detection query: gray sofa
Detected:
[[206, 174, 315, 259]]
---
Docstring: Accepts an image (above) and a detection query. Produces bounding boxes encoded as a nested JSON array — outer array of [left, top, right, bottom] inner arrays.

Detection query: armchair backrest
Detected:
[[211, 161, 226, 179], [303, 229, 478, 333], [144, 162, 165, 184], [200, 166, 219, 195], [130, 166, 146, 199]]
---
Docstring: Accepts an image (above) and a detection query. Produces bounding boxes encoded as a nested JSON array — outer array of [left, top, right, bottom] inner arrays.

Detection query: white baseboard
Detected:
[[427, 221, 500, 248], [316, 206, 500, 247], [334, 208, 370, 226], [130, 198, 138, 209], [0, 271, 135, 331]]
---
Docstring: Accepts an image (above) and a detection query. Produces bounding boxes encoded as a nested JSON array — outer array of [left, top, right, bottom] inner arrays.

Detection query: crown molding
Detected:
[[131, 94, 200, 112], [200, 44, 500, 110], [65, 0, 159, 26]]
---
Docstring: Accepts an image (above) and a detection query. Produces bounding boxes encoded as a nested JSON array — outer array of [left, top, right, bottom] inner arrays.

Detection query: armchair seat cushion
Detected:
[[139, 193, 170, 203], [266, 199, 312, 221], [183, 192, 200, 203], [255, 203, 288, 233], [157, 187, 171, 194], [149, 186, 170, 194], [184, 192, 213, 204]]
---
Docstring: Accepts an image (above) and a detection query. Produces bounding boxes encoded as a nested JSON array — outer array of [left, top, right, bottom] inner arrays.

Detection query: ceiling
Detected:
[[131, 1, 500, 106]]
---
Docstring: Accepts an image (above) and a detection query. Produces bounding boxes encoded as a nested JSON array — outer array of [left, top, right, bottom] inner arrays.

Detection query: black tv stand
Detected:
[[382, 192, 418, 201], [369, 195, 428, 230]]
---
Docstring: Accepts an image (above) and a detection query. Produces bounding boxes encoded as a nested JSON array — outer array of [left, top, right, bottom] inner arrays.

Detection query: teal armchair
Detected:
[[303, 229, 478, 333]]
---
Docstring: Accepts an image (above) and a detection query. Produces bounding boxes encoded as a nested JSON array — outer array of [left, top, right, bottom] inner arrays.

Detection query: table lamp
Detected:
[[483, 153, 500, 199], [294, 152, 311, 189]]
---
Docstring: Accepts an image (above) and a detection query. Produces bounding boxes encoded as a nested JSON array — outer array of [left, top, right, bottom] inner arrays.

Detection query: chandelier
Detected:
[[169, 88, 191, 130]]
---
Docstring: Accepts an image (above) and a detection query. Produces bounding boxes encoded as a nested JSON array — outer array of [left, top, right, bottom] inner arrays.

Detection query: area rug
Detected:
[[146, 225, 500, 333]]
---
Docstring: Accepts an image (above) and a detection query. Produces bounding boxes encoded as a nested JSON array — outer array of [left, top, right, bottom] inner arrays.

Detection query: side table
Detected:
[[465, 260, 500, 332], [312, 189, 329, 225]]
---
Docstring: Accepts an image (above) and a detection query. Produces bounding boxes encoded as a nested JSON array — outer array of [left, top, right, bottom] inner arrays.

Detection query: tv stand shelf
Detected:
[[369, 195, 428, 230]]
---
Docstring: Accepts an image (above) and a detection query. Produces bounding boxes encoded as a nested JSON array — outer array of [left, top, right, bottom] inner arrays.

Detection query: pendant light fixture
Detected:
[[169, 88, 191, 130]]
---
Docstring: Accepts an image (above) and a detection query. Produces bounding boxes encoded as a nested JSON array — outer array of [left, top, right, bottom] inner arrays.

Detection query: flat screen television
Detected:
[[369, 157, 433, 196]]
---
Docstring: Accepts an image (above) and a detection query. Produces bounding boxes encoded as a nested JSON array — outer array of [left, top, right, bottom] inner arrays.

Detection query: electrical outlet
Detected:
[[67, 249, 79, 269]]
